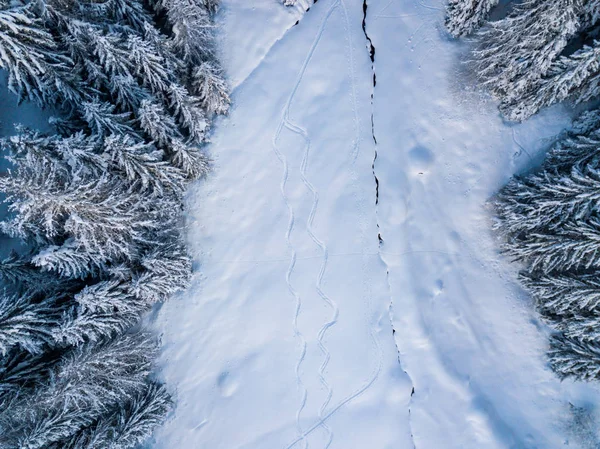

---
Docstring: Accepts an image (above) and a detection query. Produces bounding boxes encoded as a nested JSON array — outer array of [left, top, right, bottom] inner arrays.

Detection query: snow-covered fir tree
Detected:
[[51, 383, 172, 449], [582, 0, 600, 29], [502, 41, 600, 121], [0, 3, 80, 106], [447, 0, 600, 121], [473, 0, 581, 102], [445, 0, 499, 38], [495, 111, 600, 382], [0, 0, 228, 446], [0, 333, 159, 449], [549, 335, 600, 382], [192, 62, 231, 115], [0, 291, 65, 356]]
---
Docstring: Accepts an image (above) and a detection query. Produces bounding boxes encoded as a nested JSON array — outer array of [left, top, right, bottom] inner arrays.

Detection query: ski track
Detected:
[[271, 74, 309, 449], [272, 2, 341, 447], [291, 116, 338, 449], [280, 1, 387, 448]]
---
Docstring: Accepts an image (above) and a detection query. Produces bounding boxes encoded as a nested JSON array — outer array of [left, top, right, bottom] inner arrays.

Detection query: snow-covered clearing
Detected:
[[154, 1, 600, 448]]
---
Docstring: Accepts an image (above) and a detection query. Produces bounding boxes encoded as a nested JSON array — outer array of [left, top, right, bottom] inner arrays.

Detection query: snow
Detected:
[[154, 1, 600, 448]]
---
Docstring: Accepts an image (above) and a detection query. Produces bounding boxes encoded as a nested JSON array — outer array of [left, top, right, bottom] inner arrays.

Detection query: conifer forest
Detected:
[[3, 0, 600, 447]]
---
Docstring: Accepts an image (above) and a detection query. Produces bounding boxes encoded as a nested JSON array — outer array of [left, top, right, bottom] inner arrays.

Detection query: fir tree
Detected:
[[549, 335, 600, 382], [582, 0, 600, 29], [163, 0, 214, 64], [0, 292, 65, 356], [0, 0, 228, 446], [522, 272, 600, 317], [169, 138, 210, 179], [502, 41, 600, 121], [192, 61, 231, 115], [495, 111, 600, 382], [0, 333, 159, 449], [52, 383, 172, 449], [0, 4, 79, 106], [0, 348, 61, 405], [131, 244, 192, 303], [473, 0, 581, 103], [448, 0, 600, 120], [52, 281, 147, 346], [445, 0, 499, 38]]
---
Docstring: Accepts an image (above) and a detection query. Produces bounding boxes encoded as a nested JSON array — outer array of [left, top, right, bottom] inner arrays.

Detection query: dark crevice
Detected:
[[362, 0, 378, 205], [373, 150, 379, 203], [362, 1, 375, 63], [363, 0, 377, 148], [362, 2, 416, 447]]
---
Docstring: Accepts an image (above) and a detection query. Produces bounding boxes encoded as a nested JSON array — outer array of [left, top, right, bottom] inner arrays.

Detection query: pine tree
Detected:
[[0, 333, 159, 449], [163, 0, 214, 64], [521, 272, 600, 318], [0, 0, 227, 445], [131, 244, 192, 303], [0, 253, 66, 293], [81, 0, 152, 33], [201, 0, 221, 14], [0, 291, 66, 356], [103, 134, 186, 197], [582, 0, 600, 29], [192, 61, 231, 115], [495, 110, 600, 382], [502, 41, 600, 121], [0, 348, 62, 405], [52, 383, 172, 449], [495, 158, 600, 236], [52, 281, 147, 346], [169, 138, 210, 179], [0, 4, 79, 106], [1, 171, 173, 269], [80, 101, 134, 137], [167, 83, 208, 142], [445, 0, 499, 38], [32, 242, 106, 279], [448, 0, 600, 121], [549, 335, 600, 382], [473, 0, 581, 104]]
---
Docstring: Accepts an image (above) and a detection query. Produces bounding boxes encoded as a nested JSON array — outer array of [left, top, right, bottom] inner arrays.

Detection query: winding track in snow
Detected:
[[283, 1, 386, 446], [271, 59, 310, 449], [292, 114, 339, 449], [272, 2, 341, 447]]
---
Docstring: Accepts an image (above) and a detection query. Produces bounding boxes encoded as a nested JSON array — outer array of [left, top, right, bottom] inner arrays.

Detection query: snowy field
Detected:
[[153, 0, 600, 448]]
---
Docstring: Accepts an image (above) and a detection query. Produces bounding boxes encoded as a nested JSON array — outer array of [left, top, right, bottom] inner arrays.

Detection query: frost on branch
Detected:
[[192, 61, 231, 115], [445, 0, 499, 38]]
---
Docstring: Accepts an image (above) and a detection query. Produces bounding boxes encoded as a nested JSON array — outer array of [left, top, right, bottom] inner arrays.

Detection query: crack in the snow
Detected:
[[362, 1, 417, 447]]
